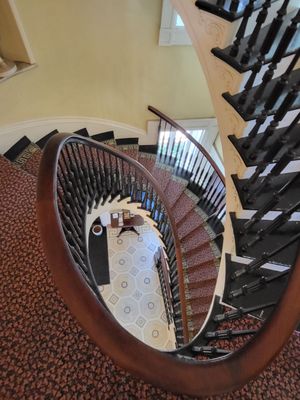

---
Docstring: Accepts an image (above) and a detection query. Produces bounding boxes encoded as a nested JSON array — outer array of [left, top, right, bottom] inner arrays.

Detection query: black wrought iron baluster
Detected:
[[160, 120, 168, 164], [243, 82, 300, 149], [232, 231, 300, 279], [75, 143, 94, 200], [66, 144, 88, 200], [86, 146, 100, 208], [57, 190, 83, 228], [205, 179, 224, 214], [141, 180, 150, 209], [57, 164, 85, 209], [209, 191, 226, 218], [119, 158, 128, 200], [246, 149, 295, 204], [81, 144, 95, 202], [206, 185, 225, 216], [246, 10, 300, 115], [230, 0, 255, 57], [166, 128, 176, 165], [61, 222, 85, 253], [242, 200, 300, 251], [173, 132, 184, 169], [190, 150, 204, 184], [249, 111, 300, 161], [243, 137, 288, 189], [265, 49, 300, 111], [175, 137, 188, 175], [57, 183, 84, 220], [213, 302, 275, 322], [241, 196, 280, 234], [179, 140, 192, 175], [229, 269, 289, 299], [239, 0, 290, 103], [68, 245, 88, 272], [200, 173, 220, 209], [241, 0, 272, 66], [205, 329, 257, 340], [200, 166, 216, 197], [229, 0, 239, 13], [61, 208, 82, 239], [185, 146, 198, 175], [242, 112, 267, 149], [88, 146, 103, 205]]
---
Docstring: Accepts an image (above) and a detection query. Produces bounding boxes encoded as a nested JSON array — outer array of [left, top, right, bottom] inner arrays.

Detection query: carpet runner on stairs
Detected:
[[3, 131, 220, 340], [0, 153, 299, 398]]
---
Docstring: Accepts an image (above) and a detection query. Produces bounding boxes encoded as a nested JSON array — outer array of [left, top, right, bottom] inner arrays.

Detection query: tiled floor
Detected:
[[98, 222, 177, 351]]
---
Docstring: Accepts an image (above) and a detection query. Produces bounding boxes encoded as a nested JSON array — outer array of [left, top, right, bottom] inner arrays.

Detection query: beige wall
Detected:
[[0, 0, 214, 130]]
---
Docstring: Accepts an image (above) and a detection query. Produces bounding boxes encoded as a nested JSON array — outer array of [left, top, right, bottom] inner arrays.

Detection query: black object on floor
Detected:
[[88, 225, 110, 285]]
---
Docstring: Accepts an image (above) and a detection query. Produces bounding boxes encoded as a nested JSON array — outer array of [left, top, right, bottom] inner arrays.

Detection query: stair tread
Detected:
[[4, 136, 31, 161], [74, 128, 90, 137], [181, 227, 212, 254], [139, 144, 158, 154], [212, 10, 299, 73], [36, 130, 59, 149], [18, 146, 42, 177], [185, 264, 218, 284], [177, 209, 205, 236], [231, 213, 300, 265], [184, 245, 216, 268], [195, 0, 276, 22], [164, 178, 187, 208], [228, 122, 300, 167], [223, 69, 300, 121], [91, 130, 115, 143], [232, 171, 300, 211], [172, 192, 196, 223], [6, 140, 43, 178], [224, 255, 289, 319], [118, 144, 139, 161]]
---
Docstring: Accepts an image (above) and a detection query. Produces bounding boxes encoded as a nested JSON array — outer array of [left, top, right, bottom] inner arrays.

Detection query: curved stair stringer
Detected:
[[171, 0, 249, 300]]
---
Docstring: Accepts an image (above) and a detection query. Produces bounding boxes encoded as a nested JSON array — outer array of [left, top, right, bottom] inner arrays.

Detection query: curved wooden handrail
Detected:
[[37, 132, 300, 397], [148, 105, 225, 184], [37, 133, 188, 342]]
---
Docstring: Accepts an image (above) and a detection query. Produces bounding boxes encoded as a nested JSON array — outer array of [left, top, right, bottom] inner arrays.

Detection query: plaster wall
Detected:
[[0, 0, 214, 131]]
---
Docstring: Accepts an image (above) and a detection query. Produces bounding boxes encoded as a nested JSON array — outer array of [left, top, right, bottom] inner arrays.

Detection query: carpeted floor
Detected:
[[0, 154, 300, 399]]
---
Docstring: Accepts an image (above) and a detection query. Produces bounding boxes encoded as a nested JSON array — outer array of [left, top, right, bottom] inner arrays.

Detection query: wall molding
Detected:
[[0, 116, 147, 153]]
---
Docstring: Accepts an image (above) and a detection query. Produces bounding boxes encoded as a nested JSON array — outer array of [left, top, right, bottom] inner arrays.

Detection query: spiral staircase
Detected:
[[1, 0, 300, 398]]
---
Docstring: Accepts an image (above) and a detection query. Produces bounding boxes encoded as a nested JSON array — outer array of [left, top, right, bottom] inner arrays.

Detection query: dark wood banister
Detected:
[[37, 132, 300, 397], [158, 247, 173, 315], [148, 105, 225, 184], [37, 133, 188, 343]]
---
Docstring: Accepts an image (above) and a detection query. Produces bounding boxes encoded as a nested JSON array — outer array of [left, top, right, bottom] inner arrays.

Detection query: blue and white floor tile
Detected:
[[99, 222, 176, 350]]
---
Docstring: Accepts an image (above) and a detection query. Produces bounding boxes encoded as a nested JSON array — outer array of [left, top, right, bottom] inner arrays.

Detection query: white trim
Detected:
[[6, 0, 36, 63], [0, 116, 146, 153], [159, 0, 192, 46]]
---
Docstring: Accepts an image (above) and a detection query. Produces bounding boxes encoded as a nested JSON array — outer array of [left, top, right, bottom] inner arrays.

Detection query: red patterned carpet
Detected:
[[0, 154, 299, 399]]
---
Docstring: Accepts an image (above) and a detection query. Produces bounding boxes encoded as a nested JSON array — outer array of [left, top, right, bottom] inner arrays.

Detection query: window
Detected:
[[159, 0, 192, 46], [147, 118, 224, 174]]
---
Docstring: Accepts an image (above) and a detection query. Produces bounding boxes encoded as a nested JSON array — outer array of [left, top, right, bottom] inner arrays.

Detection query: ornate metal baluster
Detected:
[[239, 0, 291, 103], [246, 10, 300, 115], [230, 0, 255, 57], [242, 200, 300, 251], [232, 231, 300, 279], [241, 0, 272, 65]]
